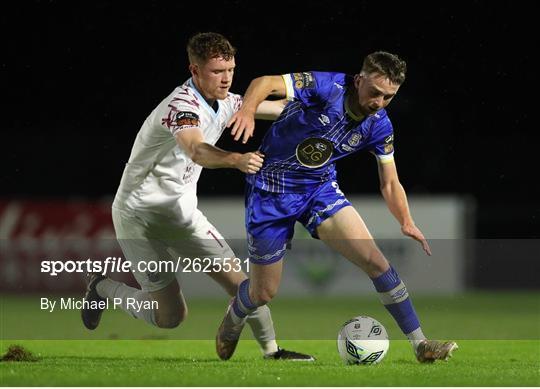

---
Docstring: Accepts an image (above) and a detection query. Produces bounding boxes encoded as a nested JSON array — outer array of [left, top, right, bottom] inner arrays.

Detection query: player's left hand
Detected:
[[228, 109, 255, 144], [401, 223, 432, 256]]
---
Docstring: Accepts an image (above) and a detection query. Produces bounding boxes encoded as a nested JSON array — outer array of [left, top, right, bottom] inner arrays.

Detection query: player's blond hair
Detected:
[[362, 51, 407, 85], [187, 32, 236, 65]]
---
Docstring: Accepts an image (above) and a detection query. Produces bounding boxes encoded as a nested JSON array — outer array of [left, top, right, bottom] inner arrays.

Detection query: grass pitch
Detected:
[[1, 340, 538, 386], [1, 292, 539, 386]]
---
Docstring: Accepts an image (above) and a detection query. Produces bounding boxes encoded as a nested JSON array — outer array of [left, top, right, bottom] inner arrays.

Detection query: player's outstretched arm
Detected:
[[255, 99, 287, 121], [175, 128, 264, 174], [229, 76, 287, 143], [377, 159, 432, 256]]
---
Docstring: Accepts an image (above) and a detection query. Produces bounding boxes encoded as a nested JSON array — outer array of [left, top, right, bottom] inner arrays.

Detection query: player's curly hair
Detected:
[[362, 51, 407, 85], [187, 32, 236, 64]]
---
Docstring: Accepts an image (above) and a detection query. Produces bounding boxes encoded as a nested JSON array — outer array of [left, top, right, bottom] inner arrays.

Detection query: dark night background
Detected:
[[3, 0, 538, 240]]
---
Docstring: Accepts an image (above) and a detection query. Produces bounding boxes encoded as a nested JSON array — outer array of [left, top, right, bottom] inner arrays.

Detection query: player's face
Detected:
[[354, 73, 400, 116], [190, 56, 236, 101]]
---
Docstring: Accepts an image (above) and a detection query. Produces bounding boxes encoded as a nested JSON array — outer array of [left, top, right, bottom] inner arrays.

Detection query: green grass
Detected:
[[2, 292, 539, 340], [1, 340, 539, 386], [1, 292, 539, 386]]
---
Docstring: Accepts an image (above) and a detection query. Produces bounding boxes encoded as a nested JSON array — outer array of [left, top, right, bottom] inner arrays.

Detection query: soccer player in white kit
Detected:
[[81, 32, 313, 361]]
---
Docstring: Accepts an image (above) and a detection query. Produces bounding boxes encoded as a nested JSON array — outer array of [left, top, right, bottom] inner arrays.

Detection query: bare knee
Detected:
[[155, 305, 188, 329], [250, 287, 277, 306], [150, 282, 188, 328], [248, 260, 282, 306]]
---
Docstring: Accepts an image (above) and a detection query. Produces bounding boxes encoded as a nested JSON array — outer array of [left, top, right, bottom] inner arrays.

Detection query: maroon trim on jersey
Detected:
[[207, 229, 224, 248], [162, 87, 201, 133], [233, 94, 243, 113], [174, 88, 201, 108]]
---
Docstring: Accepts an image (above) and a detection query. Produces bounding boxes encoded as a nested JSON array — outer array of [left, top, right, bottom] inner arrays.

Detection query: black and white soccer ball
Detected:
[[337, 316, 389, 365]]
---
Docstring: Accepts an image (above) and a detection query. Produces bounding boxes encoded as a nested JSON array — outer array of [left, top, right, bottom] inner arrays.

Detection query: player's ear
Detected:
[[189, 63, 199, 78], [354, 73, 362, 88]]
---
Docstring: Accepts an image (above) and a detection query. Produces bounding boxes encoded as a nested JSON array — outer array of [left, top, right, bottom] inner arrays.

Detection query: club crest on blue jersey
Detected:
[[347, 132, 363, 147], [296, 137, 334, 168]]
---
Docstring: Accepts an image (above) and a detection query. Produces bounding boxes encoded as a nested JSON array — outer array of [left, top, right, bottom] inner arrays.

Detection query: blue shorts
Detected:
[[245, 180, 351, 265]]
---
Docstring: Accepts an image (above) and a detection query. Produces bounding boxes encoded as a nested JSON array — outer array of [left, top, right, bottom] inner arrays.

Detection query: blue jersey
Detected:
[[247, 72, 395, 193]]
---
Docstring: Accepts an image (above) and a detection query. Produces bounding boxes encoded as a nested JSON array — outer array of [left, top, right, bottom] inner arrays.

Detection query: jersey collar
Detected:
[[344, 94, 364, 122], [188, 78, 221, 118]]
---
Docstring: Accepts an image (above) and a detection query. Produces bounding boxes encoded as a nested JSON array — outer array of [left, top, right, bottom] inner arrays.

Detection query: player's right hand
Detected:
[[228, 110, 255, 144], [401, 223, 432, 256], [236, 151, 264, 174]]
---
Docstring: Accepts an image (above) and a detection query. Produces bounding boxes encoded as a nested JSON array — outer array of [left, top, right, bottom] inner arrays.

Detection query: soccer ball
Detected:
[[337, 316, 389, 365]]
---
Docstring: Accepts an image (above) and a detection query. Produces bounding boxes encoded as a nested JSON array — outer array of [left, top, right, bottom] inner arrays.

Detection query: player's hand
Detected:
[[236, 151, 264, 174], [401, 223, 432, 256], [228, 109, 255, 144]]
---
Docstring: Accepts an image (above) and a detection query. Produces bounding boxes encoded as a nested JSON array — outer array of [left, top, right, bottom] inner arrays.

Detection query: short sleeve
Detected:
[[161, 89, 202, 136], [282, 71, 335, 108], [370, 118, 395, 164]]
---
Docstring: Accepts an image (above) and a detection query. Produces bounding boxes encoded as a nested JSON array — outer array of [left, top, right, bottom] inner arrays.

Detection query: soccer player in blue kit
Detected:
[[216, 51, 458, 363]]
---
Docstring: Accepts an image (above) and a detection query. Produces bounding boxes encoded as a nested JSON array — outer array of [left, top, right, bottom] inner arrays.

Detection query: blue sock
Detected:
[[371, 266, 421, 335], [232, 279, 257, 319]]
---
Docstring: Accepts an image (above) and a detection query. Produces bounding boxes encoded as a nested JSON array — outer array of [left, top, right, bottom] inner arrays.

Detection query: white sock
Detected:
[[406, 327, 427, 351], [96, 278, 157, 326], [246, 305, 279, 355]]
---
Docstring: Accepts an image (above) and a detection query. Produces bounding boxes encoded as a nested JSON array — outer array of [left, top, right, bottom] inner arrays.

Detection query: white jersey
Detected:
[[112, 78, 242, 225]]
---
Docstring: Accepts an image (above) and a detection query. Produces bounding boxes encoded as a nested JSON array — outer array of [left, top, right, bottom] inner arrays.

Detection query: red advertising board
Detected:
[[0, 200, 135, 292]]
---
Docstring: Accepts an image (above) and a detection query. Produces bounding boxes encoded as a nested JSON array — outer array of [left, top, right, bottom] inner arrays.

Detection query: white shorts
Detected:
[[112, 207, 236, 292]]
